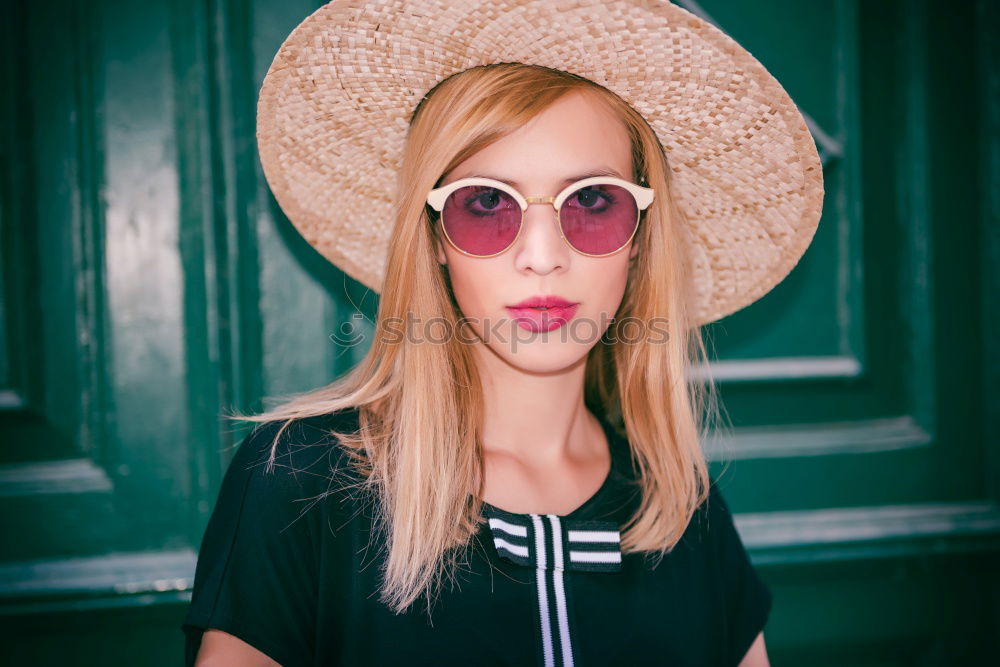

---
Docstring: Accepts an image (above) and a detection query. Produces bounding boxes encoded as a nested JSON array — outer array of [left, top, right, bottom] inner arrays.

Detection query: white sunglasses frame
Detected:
[[425, 176, 656, 258]]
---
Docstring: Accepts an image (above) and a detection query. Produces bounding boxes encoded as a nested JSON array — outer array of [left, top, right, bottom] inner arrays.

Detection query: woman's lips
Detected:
[[505, 304, 579, 333]]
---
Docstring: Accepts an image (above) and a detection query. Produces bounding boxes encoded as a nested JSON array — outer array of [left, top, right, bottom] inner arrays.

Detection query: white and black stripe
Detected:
[[488, 516, 532, 566], [484, 505, 623, 666], [565, 526, 622, 572]]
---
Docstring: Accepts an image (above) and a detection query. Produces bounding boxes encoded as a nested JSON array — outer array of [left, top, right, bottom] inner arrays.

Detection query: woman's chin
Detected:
[[485, 339, 592, 374]]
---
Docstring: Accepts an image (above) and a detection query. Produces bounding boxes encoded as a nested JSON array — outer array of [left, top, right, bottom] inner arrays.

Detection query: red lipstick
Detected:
[[506, 295, 579, 333]]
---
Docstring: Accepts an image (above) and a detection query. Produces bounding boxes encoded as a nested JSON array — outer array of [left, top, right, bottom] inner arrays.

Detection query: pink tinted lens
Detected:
[[560, 183, 639, 254], [442, 185, 522, 255]]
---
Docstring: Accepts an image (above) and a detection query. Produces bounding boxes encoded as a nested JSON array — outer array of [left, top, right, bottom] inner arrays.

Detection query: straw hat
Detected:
[[256, 0, 824, 327]]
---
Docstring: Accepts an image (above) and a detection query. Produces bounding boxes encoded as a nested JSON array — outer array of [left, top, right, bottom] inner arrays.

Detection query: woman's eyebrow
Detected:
[[461, 167, 626, 188]]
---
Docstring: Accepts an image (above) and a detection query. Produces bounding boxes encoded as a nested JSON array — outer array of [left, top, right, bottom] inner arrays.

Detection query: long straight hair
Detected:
[[230, 63, 727, 619]]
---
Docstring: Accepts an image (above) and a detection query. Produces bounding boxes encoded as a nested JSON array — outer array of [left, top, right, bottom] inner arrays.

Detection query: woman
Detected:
[[181, 2, 823, 666]]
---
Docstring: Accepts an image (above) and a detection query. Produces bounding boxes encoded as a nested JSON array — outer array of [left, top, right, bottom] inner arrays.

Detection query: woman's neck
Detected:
[[475, 342, 603, 466]]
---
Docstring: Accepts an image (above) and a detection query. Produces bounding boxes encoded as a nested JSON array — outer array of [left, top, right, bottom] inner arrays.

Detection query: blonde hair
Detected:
[[229, 63, 729, 619]]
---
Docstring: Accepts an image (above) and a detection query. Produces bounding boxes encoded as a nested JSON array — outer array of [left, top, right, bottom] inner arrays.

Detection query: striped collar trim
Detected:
[[483, 504, 623, 573]]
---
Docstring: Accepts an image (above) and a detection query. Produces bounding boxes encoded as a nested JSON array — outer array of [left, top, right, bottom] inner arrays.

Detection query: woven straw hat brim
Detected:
[[256, 0, 824, 327]]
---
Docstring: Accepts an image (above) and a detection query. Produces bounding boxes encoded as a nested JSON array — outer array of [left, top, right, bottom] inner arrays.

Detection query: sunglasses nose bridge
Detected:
[[521, 195, 561, 228], [523, 196, 560, 225]]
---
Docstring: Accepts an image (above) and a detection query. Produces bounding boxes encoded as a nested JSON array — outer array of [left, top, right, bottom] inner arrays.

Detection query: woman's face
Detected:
[[434, 89, 637, 373]]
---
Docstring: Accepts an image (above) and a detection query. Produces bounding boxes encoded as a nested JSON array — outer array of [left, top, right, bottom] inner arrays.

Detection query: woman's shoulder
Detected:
[[670, 476, 738, 551], [244, 405, 362, 446], [183, 407, 366, 667], [226, 406, 367, 506], [686, 476, 761, 570]]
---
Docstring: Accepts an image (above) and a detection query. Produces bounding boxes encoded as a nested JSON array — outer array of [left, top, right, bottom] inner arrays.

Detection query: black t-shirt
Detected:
[[181, 408, 772, 666]]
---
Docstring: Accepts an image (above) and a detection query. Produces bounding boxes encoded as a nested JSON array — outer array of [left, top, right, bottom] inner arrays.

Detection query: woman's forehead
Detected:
[[442, 99, 633, 186]]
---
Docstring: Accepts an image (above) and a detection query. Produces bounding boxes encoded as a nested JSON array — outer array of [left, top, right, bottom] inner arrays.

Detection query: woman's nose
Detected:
[[512, 202, 571, 274]]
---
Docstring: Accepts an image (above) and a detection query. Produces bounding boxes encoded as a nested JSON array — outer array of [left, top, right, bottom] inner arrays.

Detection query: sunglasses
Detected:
[[426, 176, 655, 257]]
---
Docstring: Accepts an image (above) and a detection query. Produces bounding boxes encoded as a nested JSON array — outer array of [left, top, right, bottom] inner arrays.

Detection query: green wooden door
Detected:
[[1, 0, 997, 664]]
